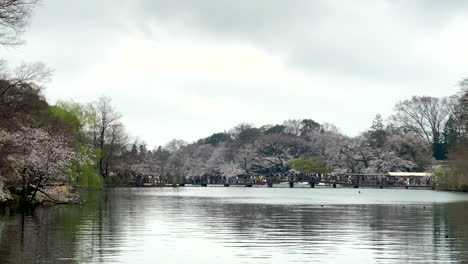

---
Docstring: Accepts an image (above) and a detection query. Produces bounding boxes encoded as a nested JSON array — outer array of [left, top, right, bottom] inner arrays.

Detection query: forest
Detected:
[[1, 1, 468, 205]]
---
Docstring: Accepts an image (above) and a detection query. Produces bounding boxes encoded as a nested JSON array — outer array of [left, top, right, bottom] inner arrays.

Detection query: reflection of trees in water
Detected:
[[0, 190, 106, 263], [143, 197, 468, 262], [1, 189, 468, 263], [433, 203, 468, 264], [0, 206, 78, 263]]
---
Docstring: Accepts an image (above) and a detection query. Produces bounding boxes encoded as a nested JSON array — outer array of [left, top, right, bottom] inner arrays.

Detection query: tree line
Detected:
[[1, 62, 468, 202], [132, 83, 467, 190], [54, 80, 464, 190]]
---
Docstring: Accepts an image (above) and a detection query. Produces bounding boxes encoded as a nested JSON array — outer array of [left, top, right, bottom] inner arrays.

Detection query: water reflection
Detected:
[[0, 188, 468, 263]]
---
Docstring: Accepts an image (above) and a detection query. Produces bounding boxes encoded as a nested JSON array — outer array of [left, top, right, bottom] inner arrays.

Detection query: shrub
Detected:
[[460, 184, 468, 192]]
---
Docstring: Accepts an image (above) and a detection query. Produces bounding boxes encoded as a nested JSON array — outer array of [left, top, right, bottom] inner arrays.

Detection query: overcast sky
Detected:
[[2, 0, 468, 148]]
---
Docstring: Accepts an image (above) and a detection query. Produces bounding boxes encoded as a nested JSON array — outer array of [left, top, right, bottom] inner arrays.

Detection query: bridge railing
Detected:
[[184, 174, 432, 187]]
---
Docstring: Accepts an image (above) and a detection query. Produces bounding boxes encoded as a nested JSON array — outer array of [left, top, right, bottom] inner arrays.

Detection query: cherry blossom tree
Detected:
[[367, 151, 415, 173], [283, 119, 302, 136], [6, 127, 78, 203], [253, 134, 312, 174], [130, 155, 160, 184]]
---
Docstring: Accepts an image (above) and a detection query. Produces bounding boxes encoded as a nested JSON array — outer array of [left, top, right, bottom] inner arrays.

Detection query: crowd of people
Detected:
[[183, 172, 432, 186]]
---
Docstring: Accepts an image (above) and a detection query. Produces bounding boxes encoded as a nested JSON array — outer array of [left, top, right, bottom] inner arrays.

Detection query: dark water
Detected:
[[1, 188, 468, 264]]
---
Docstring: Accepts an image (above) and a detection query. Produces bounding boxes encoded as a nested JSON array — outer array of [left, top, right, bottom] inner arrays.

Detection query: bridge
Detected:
[[179, 172, 433, 189]]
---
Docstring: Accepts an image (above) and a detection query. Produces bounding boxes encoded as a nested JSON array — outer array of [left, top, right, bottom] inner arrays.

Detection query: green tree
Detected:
[[300, 119, 320, 135], [263, 125, 285, 134], [288, 156, 332, 174], [205, 132, 230, 145], [68, 146, 102, 189], [444, 115, 461, 150], [368, 114, 386, 148]]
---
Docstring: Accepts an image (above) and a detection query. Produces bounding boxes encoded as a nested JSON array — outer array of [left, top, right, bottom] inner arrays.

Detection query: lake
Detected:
[[1, 187, 468, 263]]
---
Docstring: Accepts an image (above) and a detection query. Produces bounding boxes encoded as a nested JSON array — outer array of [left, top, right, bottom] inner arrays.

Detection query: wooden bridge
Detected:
[[180, 173, 433, 189], [180, 181, 433, 189]]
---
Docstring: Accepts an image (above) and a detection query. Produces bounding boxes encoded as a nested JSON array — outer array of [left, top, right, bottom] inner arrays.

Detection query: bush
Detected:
[[78, 165, 103, 189], [433, 165, 455, 190], [0, 188, 12, 203], [460, 184, 468, 192], [103, 174, 129, 187], [288, 156, 332, 174]]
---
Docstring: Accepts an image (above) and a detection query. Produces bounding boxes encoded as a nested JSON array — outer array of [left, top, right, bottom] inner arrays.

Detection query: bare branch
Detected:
[[0, 0, 41, 46]]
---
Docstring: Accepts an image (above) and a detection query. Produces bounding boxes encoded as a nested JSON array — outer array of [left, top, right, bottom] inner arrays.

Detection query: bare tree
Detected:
[[460, 79, 468, 136], [164, 139, 188, 153], [103, 122, 127, 177], [445, 94, 467, 141], [319, 122, 341, 134], [0, 0, 40, 46], [390, 96, 450, 159], [0, 62, 51, 130], [0, 61, 52, 97], [229, 123, 261, 148], [94, 96, 121, 176]]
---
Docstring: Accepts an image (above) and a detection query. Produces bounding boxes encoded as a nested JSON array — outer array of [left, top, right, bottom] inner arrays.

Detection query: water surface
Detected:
[[1, 187, 468, 263]]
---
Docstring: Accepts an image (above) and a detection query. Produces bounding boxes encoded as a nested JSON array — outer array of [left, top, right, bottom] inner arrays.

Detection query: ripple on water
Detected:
[[0, 188, 468, 264]]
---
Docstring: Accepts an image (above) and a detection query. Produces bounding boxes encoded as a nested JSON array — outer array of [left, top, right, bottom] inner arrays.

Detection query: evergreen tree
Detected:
[[369, 114, 386, 148]]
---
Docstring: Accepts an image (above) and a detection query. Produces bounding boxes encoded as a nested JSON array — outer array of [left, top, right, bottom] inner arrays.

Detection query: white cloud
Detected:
[[1, 0, 467, 148]]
